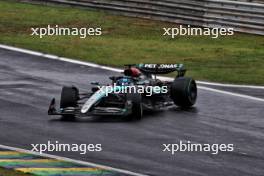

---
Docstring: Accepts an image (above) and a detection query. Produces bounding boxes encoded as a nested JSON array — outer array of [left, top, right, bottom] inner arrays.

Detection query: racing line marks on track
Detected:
[[0, 144, 149, 176], [1, 44, 263, 102]]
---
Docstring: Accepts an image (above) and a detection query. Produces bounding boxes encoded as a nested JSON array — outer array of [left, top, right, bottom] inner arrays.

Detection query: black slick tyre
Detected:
[[127, 93, 143, 121]]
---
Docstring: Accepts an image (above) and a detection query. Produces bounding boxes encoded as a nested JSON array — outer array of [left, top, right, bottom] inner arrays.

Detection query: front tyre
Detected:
[[60, 86, 79, 120], [127, 93, 143, 121], [171, 77, 197, 108]]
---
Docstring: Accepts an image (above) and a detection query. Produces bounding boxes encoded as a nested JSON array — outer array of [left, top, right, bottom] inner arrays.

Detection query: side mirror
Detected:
[[91, 81, 100, 86]]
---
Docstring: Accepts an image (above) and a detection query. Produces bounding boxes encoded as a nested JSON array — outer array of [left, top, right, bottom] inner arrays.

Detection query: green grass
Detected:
[[0, 0, 264, 85], [0, 167, 32, 176]]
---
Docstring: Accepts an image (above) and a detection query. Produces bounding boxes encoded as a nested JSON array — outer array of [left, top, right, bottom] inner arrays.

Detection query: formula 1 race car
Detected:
[[48, 64, 197, 120]]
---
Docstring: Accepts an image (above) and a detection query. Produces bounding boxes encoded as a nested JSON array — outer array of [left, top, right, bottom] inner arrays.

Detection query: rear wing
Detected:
[[136, 64, 186, 77]]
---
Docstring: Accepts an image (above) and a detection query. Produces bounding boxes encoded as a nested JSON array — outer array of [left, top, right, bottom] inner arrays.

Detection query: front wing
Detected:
[[48, 98, 132, 117]]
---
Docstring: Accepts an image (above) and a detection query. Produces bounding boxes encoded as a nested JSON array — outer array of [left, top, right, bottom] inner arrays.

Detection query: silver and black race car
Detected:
[[48, 64, 197, 120]]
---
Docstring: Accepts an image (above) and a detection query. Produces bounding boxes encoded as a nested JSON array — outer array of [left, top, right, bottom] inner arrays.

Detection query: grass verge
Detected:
[[0, 167, 32, 176], [0, 0, 264, 85]]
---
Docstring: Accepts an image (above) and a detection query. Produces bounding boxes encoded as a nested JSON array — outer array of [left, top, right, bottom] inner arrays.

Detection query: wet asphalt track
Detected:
[[0, 48, 264, 176]]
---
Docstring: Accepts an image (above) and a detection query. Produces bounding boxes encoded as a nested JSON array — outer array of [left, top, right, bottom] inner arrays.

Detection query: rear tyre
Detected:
[[127, 93, 143, 121], [60, 86, 79, 120], [171, 77, 197, 108]]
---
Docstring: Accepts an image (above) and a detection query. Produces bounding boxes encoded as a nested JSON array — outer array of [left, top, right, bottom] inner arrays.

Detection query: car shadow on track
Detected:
[[170, 106, 199, 113], [48, 112, 162, 123], [48, 107, 198, 123]]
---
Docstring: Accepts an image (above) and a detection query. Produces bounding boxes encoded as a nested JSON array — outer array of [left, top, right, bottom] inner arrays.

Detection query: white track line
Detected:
[[0, 44, 123, 73], [0, 44, 263, 102], [197, 81, 264, 89], [0, 144, 148, 176]]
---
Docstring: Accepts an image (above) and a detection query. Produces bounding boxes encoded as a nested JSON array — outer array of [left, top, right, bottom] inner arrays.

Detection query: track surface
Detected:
[[0, 48, 263, 176]]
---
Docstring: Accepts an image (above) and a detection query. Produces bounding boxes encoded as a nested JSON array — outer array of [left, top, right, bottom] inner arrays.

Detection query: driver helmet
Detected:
[[124, 67, 141, 77]]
